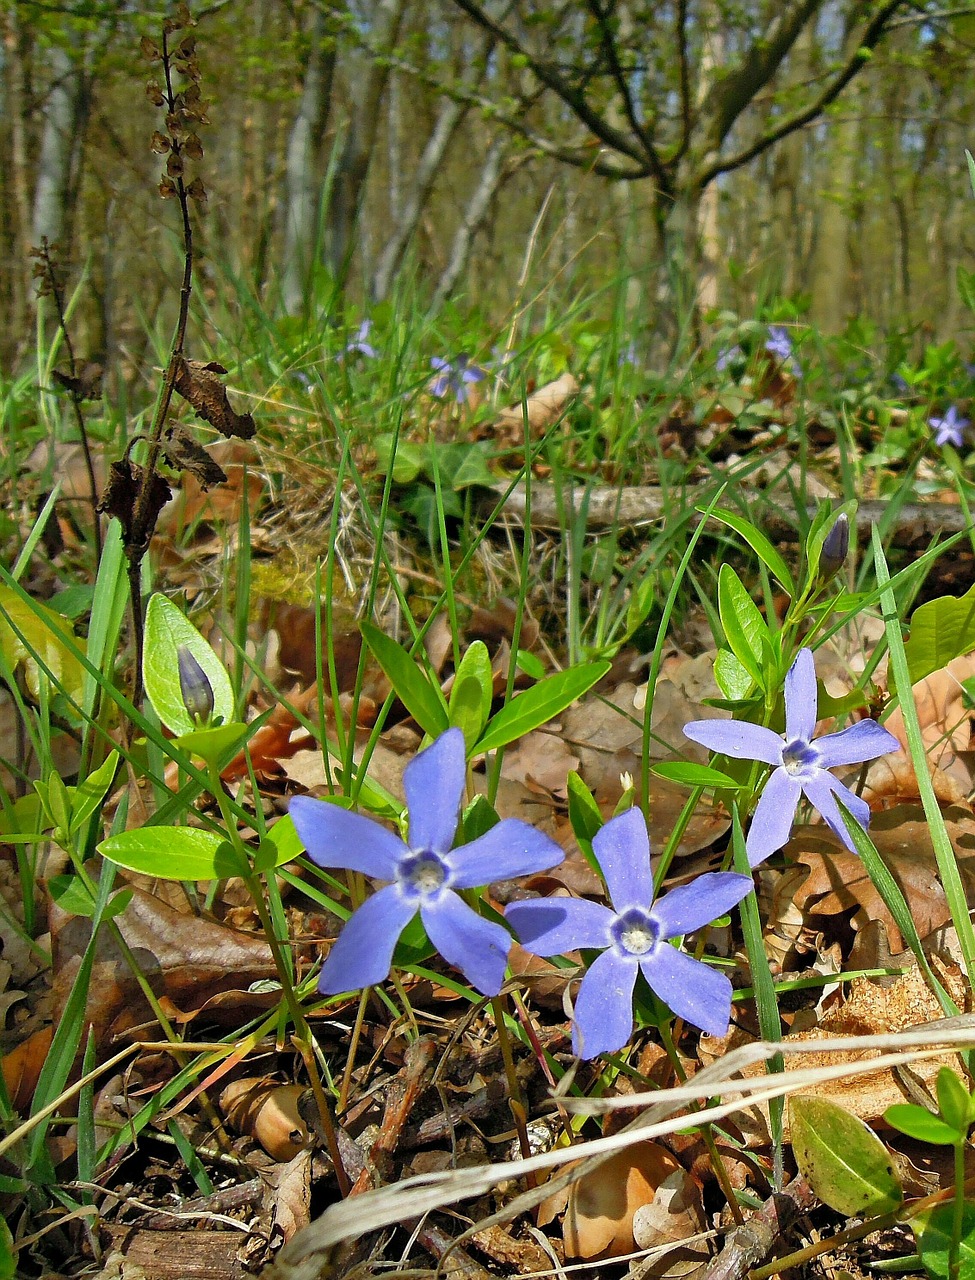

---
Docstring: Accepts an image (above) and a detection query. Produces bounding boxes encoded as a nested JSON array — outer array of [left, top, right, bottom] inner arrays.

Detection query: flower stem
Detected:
[[206, 760, 350, 1195], [491, 993, 536, 1187]]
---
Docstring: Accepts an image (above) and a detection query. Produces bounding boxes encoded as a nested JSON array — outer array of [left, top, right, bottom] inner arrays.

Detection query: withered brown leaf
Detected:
[[51, 360, 104, 400], [163, 427, 228, 489], [172, 355, 255, 438], [97, 459, 171, 539]]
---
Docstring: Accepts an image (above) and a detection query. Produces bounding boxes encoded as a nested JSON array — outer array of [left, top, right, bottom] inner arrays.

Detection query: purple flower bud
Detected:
[[177, 645, 214, 724], [820, 512, 850, 580]]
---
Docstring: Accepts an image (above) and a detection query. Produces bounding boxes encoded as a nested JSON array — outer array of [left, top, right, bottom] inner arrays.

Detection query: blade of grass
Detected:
[[872, 526, 975, 987]]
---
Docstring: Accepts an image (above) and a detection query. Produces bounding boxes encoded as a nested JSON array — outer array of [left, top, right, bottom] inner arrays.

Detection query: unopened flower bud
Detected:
[[177, 645, 214, 724], [820, 513, 850, 580]]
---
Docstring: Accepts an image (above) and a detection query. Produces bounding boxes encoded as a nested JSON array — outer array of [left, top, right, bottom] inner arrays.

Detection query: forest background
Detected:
[[5, 0, 975, 374]]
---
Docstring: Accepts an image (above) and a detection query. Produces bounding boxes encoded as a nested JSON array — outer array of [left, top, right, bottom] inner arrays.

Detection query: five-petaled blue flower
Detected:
[[341, 320, 378, 360], [716, 345, 744, 373], [683, 648, 899, 868], [929, 405, 969, 448], [765, 325, 800, 375], [505, 809, 752, 1057], [430, 354, 487, 402], [289, 728, 563, 997]]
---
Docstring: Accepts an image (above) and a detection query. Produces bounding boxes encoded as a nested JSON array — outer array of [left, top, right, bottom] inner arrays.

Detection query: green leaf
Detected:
[[704, 507, 795, 594], [968, 149, 975, 201], [566, 771, 604, 875], [790, 1096, 903, 1217], [448, 641, 493, 750], [804, 499, 857, 585], [360, 621, 449, 738], [625, 574, 656, 638], [438, 441, 496, 490], [651, 761, 743, 789], [68, 750, 120, 832], [904, 583, 975, 685], [915, 1201, 975, 1280], [935, 1066, 974, 1134], [99, 826, 247, 881], [372, 433, 425, 484], [258, 814, 305, 870], [461, 794, 500, 843], [713, 648, 754, 701], [0, 1215, 14, 1279], [884, 1103, 959, 1145], [475, 660, 611, 754], [717, 565, 768, 688], [0, 584, 84, 703], [173, 722, 252, 765], [143, 594, 235, 736]]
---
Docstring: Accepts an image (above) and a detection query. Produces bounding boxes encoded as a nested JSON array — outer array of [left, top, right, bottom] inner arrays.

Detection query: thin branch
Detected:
[[699, 0, 906, 186], [674, 0, 692, 162]]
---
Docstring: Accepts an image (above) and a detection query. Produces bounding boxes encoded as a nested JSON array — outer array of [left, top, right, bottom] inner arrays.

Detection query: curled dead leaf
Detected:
[[172, 355, 255, 439], [220, 1077, 311, 1161], [541, 1142, 682, 1260]]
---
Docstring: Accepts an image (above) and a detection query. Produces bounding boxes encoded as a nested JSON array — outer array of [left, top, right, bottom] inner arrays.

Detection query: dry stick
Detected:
[[36, 240, 103, 561], [126, 27, 196, 707], [701, 1175, 817, 1280]]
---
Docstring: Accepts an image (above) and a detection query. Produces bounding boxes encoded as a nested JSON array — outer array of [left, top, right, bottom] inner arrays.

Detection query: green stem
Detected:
[[206, 760, 351, 1196]]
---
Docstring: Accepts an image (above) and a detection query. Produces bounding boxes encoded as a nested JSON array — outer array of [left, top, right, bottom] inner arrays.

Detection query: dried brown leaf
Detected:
[[163, 426, 228, 489], [172, 355, 255, 439]]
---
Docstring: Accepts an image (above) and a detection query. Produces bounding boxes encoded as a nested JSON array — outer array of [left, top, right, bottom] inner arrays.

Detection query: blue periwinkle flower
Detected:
[[506, 809, 752, 1057], [683, 649, 899, 868], [289, 728, 563, 997], [765, 325, 801, 375], [716, 344, 744, 373], [342, 320, 378, 360], [430, 354, 487, 402], [177, 645, 214, 724], [930, 405, 969, 448]]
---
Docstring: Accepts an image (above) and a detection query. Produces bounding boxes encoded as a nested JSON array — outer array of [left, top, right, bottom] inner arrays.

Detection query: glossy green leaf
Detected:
[[475, 660, 611, 754], [258, 813, 305, 870], [717, 565, 768, 688], [790, 1096, 903, 1217], [626, 574, 656, 637], [143, 594, 235, 736], [360, 620, 449, 738], [904, 583, 975, 685], [915, 1201, 975, 1280], [714, 648, 754, 700], [884, 1103, 959, 1146], [651, 761, 743, 789], [372, 433, 425, 484], [0, 584, 84, 703], [99, 826, 247, 881], [173, 722, 252, 765], [448, 641, 493, 749], [69, 750, 120, 832], [461, 794, 500, 843], [0, 1216, 15, 1279], [705, 507, 795, 594], [935, 1067, 974, 1134]]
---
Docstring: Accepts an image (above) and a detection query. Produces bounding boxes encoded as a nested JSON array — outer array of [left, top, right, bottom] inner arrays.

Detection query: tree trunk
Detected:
[[31, 30, 90, 253], [324, 0, 406, 285], [281, 9, 337, 315]]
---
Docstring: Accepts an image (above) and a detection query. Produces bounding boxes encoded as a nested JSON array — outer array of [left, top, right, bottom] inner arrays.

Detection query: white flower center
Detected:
[[781, 738, 817, 776], [612, 908, 659, 958], [399, 850, 448, 898]]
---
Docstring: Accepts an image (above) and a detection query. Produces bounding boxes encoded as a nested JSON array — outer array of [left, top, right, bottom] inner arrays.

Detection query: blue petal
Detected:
[[746, 767, 802, 866], [421, 891, 512, 996], [404, 728, 465, 854], [592, 808, 654, 912], [813, 720, 900, 769], [449, 819, 563, 889], [785, 649, 818, 743], [650, 872, 752, 939], [683, 719, 783, 766], [505, 897, 615, 955], [290, 796, 406, 878], [317, 886, 416, 994], [640, 944, 733, 1037], [572, 948, 638, 1058], [801, 771, 870, 849]]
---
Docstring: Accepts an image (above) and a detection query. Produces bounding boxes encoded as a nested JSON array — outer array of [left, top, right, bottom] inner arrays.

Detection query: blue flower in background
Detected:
[[506, 808, 752, 1057], [289, 728, 563, 997], [430, 354, 487, 402], [341, 320, 378, 360], [716, 345, 744, 372], [683, 649, 899, 867], [930, 405, 969, 448], [765, 325, 801, 375]]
